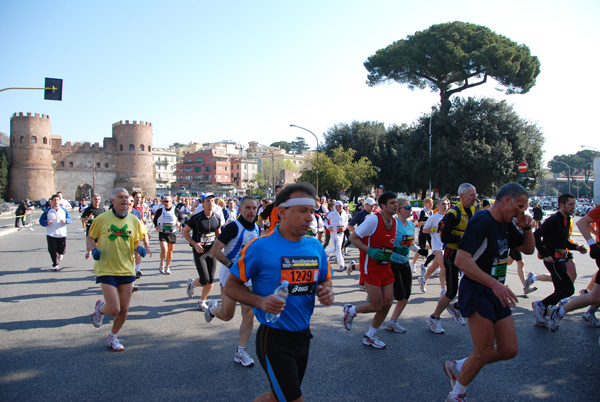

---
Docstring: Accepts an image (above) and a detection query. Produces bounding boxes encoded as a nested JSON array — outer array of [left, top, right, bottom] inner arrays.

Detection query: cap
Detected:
[[344, 203, 349, 207], [201, 192, 215, 201], [364, 197, 376, 206], [335, 200, 343, 206]]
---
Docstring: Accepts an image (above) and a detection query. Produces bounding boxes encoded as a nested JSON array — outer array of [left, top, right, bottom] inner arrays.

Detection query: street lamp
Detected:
[[550, 159, 571, 194], [428, 106, 434, 196], [290, 124, 319, 196]]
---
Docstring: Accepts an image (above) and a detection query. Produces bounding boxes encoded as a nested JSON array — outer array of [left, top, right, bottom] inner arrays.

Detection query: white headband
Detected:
[[278, 198, 316, 208]]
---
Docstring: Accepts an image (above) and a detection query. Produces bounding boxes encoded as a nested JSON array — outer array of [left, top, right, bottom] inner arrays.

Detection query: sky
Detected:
[[1, 0, 599, 165]]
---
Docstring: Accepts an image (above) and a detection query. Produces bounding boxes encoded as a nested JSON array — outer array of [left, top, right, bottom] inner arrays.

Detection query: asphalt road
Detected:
[[0, 215, 598, 401]]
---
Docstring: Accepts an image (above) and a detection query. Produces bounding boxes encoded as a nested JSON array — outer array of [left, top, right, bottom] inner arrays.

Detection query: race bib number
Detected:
[[161, 223, 174, 233], [491, 257, 508, 283], [379, 246, 394, 264], [337, 226, 344, 233], [200, 233, 215, 244], [399, 234, 414, 247], [554, 249, 569, 262], [280, 256, 319, 295]]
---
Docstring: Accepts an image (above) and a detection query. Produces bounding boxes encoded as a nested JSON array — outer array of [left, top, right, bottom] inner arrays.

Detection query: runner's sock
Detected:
[[450, 382, 468, 398], [366, 326, 377, 338], [455, 358, 467, 371]]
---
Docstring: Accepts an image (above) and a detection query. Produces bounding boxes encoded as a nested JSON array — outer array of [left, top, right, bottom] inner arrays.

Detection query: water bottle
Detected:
[[265, 280, 289, 323]]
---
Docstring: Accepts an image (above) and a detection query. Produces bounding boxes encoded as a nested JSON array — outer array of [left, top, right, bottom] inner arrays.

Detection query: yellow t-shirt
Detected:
[[89, 212, 146, 277]]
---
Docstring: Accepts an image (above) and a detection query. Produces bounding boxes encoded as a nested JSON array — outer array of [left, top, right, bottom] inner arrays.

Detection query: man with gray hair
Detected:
[[443, 182, 534, 401], [427, 183, 477, 334]]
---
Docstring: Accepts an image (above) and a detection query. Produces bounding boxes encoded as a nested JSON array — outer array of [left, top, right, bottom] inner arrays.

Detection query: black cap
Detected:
[[44, 78, 63, 101]]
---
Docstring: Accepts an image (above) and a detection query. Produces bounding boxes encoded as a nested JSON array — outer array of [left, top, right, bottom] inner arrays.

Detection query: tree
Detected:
[[270, 141, 291, 152], [290, 137, 310, 155], [406, 97, 544, 196], [299, 146, 376, 199], [0, 132, 9, 147], [364, 21, 541, 112], [549, 150, 599, 185], [0, 147, 8, 200]]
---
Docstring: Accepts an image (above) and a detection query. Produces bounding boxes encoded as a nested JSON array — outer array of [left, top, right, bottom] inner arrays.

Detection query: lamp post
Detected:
[[428, 107, 434, 196], [550, 159, 571, 194], [290, 124, 319, 196]]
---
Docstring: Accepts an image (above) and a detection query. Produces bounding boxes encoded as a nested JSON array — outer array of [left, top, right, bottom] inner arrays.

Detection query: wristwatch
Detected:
[[225, 260, 233, 268]]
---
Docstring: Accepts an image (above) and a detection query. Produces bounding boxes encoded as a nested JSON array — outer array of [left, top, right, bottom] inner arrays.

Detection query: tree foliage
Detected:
[[299, 146, 377, 199], [290, 137, 310, 155], [0, 147, 9, 200], [270, 141, 291, 152], [0, 132, 9, 147], [549, 149, 599, 184], [364, 21, 541, 112]]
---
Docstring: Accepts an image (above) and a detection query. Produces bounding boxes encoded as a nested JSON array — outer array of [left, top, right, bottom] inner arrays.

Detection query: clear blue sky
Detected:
[[1, 0, 598, 164]]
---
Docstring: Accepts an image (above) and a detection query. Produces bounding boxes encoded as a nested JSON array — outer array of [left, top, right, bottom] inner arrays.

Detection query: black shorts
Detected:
[[158, 232, 177, 244], [509, 248, 522, 261], [96, 275, 136, 288], [256, 324, 312, 402], [390, 261, 412, 301], [418, 232, 431, 249], [458, 275, 511, 323]]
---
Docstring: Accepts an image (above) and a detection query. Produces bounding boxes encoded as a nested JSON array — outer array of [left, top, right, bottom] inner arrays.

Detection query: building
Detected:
[[6, 112, 156, 202], [174, 147, 232, 189], [153, 148, 178, 190]]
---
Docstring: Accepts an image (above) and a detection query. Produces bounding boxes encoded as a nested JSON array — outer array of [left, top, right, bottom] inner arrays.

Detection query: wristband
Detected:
[[522, 227, 532, 231], [587, 239, 597, 246]]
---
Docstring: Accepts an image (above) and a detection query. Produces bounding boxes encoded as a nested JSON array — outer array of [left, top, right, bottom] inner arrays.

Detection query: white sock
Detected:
[[237, 346, 246, 353], [451, 381, 468, 397], [135, 264, 140, 271], [455, 357, 467, 371], [366, 326, 377, 337], [108, 332, 117, 339], [349, 306, 357, 316], [532, 274, 538, 281]]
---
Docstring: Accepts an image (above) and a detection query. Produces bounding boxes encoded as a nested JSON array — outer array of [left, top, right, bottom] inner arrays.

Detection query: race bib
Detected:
[[491, 257, 508, 283], [161, 223, 174, 233], [379, 246, 394, 264], [200, 233, 215, 244], [280, 256, 319, 295], [554, 249, 569, 262]]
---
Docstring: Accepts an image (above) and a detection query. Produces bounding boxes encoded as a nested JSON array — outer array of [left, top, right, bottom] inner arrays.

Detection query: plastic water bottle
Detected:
[[265, 280, 289, 323]]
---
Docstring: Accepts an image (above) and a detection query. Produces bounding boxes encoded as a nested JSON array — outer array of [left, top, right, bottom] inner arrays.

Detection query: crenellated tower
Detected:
[[7, 113, 55, 201], [112, 120, 156, 198]]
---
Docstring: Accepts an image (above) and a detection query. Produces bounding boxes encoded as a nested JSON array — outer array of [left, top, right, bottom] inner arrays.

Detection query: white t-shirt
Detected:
[[423, 211, 445, 251]]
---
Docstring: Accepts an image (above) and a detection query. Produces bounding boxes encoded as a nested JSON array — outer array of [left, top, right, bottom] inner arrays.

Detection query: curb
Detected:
[[0, 228, 19, 238]]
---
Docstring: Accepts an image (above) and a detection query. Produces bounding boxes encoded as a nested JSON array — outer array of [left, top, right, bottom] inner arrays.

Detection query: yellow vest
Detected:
[[445, 201, 475, 250]]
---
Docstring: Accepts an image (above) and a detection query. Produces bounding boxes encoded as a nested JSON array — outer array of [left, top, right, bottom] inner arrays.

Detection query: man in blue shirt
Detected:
[[226, 182, 334, 402]]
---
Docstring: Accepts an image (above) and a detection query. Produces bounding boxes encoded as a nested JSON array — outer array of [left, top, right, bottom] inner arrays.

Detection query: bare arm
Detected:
[[224, 274, 285, 314], [211, 239, 231, 266], [577, 214, 596, 243], [86, 234, 97, 251], [349, 231, 368, 254]]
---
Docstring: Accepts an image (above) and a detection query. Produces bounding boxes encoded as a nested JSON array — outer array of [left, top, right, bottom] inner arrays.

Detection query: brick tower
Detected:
[[7, 113, 55, 201], [112, 120, 156, 198]]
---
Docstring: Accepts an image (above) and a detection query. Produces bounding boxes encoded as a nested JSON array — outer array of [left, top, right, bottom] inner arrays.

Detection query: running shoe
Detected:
[[523, 286, 538, 295], [532, 301, 546, 324], [446, 392, 468, 402], [205, 300, 217, 323], [343, 304, 356, 331], [165, 266, 171, 275], [85, 251, 91, 260], [362, 333, 386, 349], [186, 278, 195, 298], [136, 270, 143, 279], [132, 284, 139, 293], [582, 312, 600, 327], [557, 297, 570, 308], [420, 264, 426, 277], [443, 360, 460, 389], [418, 276, 427, 293], [545, 305, 561, 333], [440, 289, 447, 297], [524, 272, 535, 290], [359, 285, 366, 291], [234, 350, 255, 367], [579, 288, 590, 295], [410, 262, 416, 273], [432, 268, 441, 276], [426, 315, 445, 334], [347, 260, 355, 276], [51, 265, 59, 271], [107, 334, 124, 352], [337, 265, 347, 272], [159, 262, 165, 274], [385, 320, 406, 333], [57, 254, 64, 262], [447, 303, 466, 326], [92, 300, 105, 328], [197, 300, 208, 312]]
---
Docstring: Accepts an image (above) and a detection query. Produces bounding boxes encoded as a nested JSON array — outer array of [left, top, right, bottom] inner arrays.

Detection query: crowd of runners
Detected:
[[34, 182, 600, 402]]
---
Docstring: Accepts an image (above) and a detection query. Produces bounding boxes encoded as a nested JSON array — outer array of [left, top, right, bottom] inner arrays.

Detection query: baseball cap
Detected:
[[364, 197, 376, 206], [335, 200, 343, 206], [201, 192, 215, 201]]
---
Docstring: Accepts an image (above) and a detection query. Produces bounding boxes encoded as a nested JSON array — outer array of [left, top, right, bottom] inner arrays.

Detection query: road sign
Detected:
[[518, 162, 528, 173]]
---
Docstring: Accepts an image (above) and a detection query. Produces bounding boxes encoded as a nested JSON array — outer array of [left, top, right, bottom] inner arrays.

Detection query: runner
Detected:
[[88, 188, 150, 351], [419, 198, 450, 294], [183, 192, 221, 311], [80, 194, 105, 260], [153, 195, 183, 274], [444, 182, 534, 401], [325, 200, 349, 272], [225, 182, 334, 402], [411, 197, 434, 272], [204, 196, 260, 367], [39, 194, 72, 271], [344, 191, 398, 349], [426, 183, 477, 334], [257, 185, 283, 233]]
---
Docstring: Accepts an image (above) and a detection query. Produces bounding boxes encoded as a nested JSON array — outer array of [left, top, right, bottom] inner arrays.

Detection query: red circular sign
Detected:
[[518, 162, 528, 173]]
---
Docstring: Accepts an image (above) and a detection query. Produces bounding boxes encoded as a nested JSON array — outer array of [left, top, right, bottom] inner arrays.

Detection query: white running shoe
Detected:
[[385, 320, 406, 333], [410, 262, 416, 273], [447, 303, 466, 326], [523, 272, 535, 290], [443, 360, 460, 389], [186, 278, 195, 298], [582, 311, 600, 327], [197, 300, 208, 312], [107, 334, 124, 351], [343, 304, 356, 331], [205, 300, 217, 323], [532, 301, 546, 325], [91, 300, 105, 328], [57, 254, 64, 262], [165, 266, 171, 275], [234, 349, 255, 367], [420, 264, 426, 277], [426, 315, 445, 334], [418, 276, 427, 293], [362, 333, 386, 349], [159, 262, 165, 274]]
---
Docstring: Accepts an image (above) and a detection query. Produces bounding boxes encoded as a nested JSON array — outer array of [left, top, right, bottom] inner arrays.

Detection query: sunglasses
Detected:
[[402, 205, 412, 210], [162, 201, 170, 204]]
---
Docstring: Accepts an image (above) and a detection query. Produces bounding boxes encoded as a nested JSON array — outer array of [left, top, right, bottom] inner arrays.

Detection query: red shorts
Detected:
[[362, 267, 395, 287]]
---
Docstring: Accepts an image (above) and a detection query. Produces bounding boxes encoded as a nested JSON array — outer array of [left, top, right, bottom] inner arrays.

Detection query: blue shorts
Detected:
[[458, 275, 511, 323], [96, 275, 136, 288]]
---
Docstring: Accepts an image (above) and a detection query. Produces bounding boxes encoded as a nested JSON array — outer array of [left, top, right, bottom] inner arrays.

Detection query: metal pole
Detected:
[[290, 124, 319, 195], [551, 160, 571, 195], [428, 109, 433, 196]]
